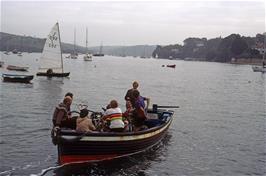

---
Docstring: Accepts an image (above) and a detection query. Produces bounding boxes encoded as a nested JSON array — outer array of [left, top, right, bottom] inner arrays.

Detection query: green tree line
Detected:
[[152, 33, 265, 62]]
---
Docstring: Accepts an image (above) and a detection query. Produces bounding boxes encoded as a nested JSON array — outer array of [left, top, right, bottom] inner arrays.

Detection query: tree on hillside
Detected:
[[231, 36, 248, 58], [216, 34, 239, 62]]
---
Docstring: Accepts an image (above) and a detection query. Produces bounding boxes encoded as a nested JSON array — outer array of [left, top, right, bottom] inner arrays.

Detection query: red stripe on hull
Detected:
[[60, 154, 118, 164]]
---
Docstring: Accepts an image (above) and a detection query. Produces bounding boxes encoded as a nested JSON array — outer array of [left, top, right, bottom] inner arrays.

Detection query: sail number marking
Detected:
[[48, 32, 58, 48]]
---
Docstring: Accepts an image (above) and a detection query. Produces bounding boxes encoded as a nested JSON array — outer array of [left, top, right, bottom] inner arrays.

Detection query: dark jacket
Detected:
[[52, 103, 69, 126], [125, 88, 136, 106]]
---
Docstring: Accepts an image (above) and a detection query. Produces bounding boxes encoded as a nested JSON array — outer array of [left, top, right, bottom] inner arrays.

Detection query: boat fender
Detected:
[[51, 126, 60, 145]]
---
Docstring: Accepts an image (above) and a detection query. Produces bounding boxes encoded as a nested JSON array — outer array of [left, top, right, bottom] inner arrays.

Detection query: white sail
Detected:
[[39, 23, 63, 73]]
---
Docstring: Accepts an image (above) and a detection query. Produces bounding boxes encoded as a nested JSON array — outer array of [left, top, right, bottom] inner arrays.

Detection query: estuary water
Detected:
[[0, 52, 265, 176]]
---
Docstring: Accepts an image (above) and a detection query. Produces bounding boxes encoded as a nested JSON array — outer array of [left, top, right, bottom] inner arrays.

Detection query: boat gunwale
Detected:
[[59, 111, 174, 138]]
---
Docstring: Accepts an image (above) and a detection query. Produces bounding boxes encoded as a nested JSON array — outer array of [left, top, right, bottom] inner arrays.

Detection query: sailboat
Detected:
[[0, 61, 4, 67], [140, 46, 146, 58], [4, 44, 10, 55], [252, 34, 266, 73], [93, 42, 104, 57], [71, 28, 78, 59], [17, 37, 23, 56], [83, 27, 92, 61], [36, 22, 70, 77]]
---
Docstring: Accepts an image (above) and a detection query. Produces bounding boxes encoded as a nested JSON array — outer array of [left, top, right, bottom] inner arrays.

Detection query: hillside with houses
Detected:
[[152, 33, 265, 64]]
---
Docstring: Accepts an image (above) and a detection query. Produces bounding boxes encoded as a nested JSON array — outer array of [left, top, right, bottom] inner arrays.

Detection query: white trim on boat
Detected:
[[62, 119, 172, 142]]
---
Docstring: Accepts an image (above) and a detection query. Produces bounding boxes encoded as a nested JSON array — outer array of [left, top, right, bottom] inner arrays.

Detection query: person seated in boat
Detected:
[[123, 100, 133, 119], [53, 96, 75, 129], [46, 68, 53, 75], [64, 92, 73, 113], [125, 81, 139, 107], [76, 109, 96, 133], [101, 100, 125, 132], [131, 90, 150, 131], [122, 100, 134, 131]]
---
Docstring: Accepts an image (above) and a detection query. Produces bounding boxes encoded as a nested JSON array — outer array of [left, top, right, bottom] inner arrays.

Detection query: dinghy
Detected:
[[36, 22, 70, 77], [2, 73, 34, 83], [6, 65, 29, 72], [166, 64, 176, 68]]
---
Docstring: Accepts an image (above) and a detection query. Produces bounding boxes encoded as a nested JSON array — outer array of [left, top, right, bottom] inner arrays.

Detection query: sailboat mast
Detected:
[[86, 27, 88, 53], [100, 42, 103, 54], [57, 22, 64, 73], [74, 28, 76, 54], [263, 33, 265, 62]]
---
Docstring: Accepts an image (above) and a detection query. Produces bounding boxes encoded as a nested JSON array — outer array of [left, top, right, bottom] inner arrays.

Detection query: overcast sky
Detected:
[[1, 1, 265, 46]]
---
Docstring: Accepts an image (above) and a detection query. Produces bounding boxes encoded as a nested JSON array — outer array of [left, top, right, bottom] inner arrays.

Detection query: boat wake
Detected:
[[0, 155, 54, 176], [0, 163, 40, 176], [30, 165, 62, 176]]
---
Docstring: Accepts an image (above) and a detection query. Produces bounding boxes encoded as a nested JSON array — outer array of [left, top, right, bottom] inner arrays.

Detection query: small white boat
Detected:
[[17, 52, 23, 56], [84, 53, 92, 61], [252, 65, 266, 73], [7, 65, 29, 71], [83, 27, 93, 61]]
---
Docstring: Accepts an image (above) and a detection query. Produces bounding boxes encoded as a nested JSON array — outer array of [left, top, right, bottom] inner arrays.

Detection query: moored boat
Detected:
[[4, 51, 9, 55], [84, 27, 93, 61], [36, 72, 70, 77], [52, 105, 176, 165], [92, 53, 104, 57], [93, 43, 104, 57], [2, 73, 34, 83], [252, 65, 266, 73], [0, 61, 4, 67], [84, 54, 92, 61], [6, 65, 29, 71], [166, 64, 176, 68], [12, 49, 18, 54]]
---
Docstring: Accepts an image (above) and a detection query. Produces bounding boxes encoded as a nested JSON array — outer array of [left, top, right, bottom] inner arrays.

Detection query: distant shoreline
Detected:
[[229, 58, 263, 66]]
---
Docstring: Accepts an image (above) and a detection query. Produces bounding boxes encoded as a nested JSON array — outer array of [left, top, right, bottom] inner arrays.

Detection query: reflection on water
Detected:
[[53, 134, 172, 176]]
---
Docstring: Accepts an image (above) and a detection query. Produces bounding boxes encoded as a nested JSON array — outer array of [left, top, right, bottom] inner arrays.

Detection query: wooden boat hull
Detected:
[[36, 72, 70, 77], [6, 65, 29, 72], [2, 74, 34, 83], [55, 110, 174, 165], [167, 64, 176, 68], [92, 54, 104, 57]]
